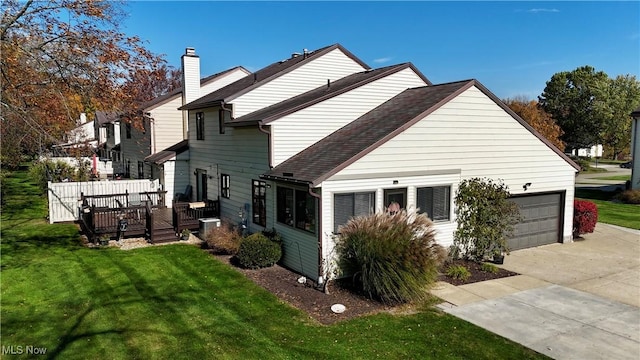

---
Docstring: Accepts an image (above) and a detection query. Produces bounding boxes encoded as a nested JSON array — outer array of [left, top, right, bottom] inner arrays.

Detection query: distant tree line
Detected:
[[504, 66, 640, 160]]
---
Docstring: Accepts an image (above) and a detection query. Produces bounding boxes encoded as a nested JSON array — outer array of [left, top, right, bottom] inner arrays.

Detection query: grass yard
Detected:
[[1, 169, 548, 359], [575, 188, 640, 230], [592, 174, 631, 181]]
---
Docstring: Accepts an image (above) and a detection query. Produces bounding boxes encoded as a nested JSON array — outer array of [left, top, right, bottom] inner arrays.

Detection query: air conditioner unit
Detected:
[[199, 218, 221, 239]]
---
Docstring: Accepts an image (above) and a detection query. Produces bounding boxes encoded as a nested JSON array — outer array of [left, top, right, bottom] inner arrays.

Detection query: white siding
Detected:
[[153, 151, 189, 207], [232, 49, 367, 117], [200, 68, 250, 95], [320, 172, 461, 272], [149, 96, 184, 153], [332, 86, 577, 245], [270, 67, 428, 166]]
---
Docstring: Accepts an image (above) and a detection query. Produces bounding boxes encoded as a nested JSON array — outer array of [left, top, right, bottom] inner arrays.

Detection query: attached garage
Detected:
[[509, 192, 564, 250]]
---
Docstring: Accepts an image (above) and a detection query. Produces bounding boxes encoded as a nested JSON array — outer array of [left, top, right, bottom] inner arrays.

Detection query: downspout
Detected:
[[307, 187, 324, 290], [258, 122, 273, 169]]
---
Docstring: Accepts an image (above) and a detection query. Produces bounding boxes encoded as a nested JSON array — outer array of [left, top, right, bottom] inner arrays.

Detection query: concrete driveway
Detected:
[[432, 223, 640, 359]]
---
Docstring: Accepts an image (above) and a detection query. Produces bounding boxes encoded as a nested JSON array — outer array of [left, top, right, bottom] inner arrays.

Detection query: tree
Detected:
[[601, 75, 640, 160], [1, 0, 170, 167], [539, 66, 610, 152], [453, 178, 521, 262], [503, 97, 565, 151]]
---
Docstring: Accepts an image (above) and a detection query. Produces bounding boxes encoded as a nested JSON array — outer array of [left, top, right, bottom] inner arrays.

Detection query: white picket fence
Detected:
[[47, 179, 160, 223]]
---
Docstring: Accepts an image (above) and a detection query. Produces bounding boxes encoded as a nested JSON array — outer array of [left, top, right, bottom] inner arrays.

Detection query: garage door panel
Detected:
[[509, 193, 562, 251]]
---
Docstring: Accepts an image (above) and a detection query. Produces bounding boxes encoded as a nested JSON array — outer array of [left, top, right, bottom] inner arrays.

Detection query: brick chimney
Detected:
[[181, 47, 200, 139]]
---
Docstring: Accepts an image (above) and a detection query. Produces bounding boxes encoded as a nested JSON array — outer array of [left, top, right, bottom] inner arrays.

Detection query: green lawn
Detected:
[[575, 188, 640, 230], [1, 169, 547, 359], [592, 174, 631, 181]]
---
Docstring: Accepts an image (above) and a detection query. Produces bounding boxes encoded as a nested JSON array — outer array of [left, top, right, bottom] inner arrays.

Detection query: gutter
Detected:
[[258, 122, 273, 169]]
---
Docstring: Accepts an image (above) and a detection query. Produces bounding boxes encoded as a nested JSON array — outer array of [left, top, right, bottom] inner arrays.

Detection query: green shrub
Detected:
[[235, 233, 282, 269], [205, 223, 242, 255], [480, 263, 499, 274], [616, 190, 640, 205], [446, 265, 470, 281], [261, 227, 283, 243], [453, 178, 521, 262], [335, 210, 445, 305], [29, 159, 91, 193]]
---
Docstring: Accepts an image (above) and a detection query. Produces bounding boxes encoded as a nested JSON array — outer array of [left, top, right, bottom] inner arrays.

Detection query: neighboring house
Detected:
[[118, 47, 249, 202], [181, 44, 579, 283], [54, 113, 97, 153], [145, 139, 190, 205], [573, 144, 603, 158], [631, 106, 640, 189]]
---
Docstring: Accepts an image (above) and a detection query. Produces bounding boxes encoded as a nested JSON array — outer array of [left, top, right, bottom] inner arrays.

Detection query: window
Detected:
[[252, 180, 266, 227], [124, 160, 131, 178], [125, 123, 132, 139], [137, 161, 144, 179], [221, 174, 230, 199], [195, 112, 205, 140], [334, 192, 375, 233], [417, 186, 451, 221], [277, 186, 316, 233]]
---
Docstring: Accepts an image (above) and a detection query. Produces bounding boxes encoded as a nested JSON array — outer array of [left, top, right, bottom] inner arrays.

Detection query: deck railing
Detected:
[[172, 199, 220, 234], [81, 190, 167, 209]]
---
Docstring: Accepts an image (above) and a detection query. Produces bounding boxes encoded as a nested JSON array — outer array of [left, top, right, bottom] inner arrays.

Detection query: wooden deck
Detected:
[[80, 193, 219, 244]]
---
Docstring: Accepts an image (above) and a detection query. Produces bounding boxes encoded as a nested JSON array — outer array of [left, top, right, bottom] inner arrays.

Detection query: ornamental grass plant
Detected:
[[335, 210, 445, 305]]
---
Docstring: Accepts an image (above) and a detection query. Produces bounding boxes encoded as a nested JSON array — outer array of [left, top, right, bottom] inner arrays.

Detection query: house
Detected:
[[181, 44, 579, 284], [631, 106, 640, 189], [118, 48, 249, 203], [53, 113, 97, 154], [179, 44, 371, 207]]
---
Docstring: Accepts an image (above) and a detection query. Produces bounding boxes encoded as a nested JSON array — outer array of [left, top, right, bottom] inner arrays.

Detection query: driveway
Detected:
[[432, 223, 640, 359]]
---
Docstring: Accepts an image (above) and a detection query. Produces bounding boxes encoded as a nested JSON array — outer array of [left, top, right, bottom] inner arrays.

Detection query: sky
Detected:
[[122, 1, 640, 100]]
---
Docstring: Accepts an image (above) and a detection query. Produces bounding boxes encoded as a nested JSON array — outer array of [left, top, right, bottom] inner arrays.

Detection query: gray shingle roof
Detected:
[[141, 66, 249, 111], [144, 140, 188, 164], [95, 111, 121, 126], [263, 79, 580, 186], [228, 63, 431, 127], [262, 80, 473, 186], [179, 44, 370, 111]]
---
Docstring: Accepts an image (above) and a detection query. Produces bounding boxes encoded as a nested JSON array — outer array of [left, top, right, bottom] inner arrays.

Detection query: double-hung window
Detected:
[[333, 192, 375, 233], [417, 186, 451, 221]]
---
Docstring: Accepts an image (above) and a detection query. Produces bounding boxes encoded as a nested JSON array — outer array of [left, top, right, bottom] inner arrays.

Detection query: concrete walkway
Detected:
[[432, 223, 640, 359]]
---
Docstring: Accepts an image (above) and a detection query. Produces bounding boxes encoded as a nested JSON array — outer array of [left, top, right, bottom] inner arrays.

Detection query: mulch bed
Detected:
[[212, 254, 390, 325], [438, 259, 520, 286], [209, 253, 520, 325]]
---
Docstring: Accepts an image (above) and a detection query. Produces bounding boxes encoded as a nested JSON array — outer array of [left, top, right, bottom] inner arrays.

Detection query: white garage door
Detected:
[[509, 193, 563, 250]]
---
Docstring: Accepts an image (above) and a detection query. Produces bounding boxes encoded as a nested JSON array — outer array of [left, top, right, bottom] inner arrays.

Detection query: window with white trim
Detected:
[[417, 186, 451, 221], [221, 174, 230, 199], [334, 192, 375, 233]]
